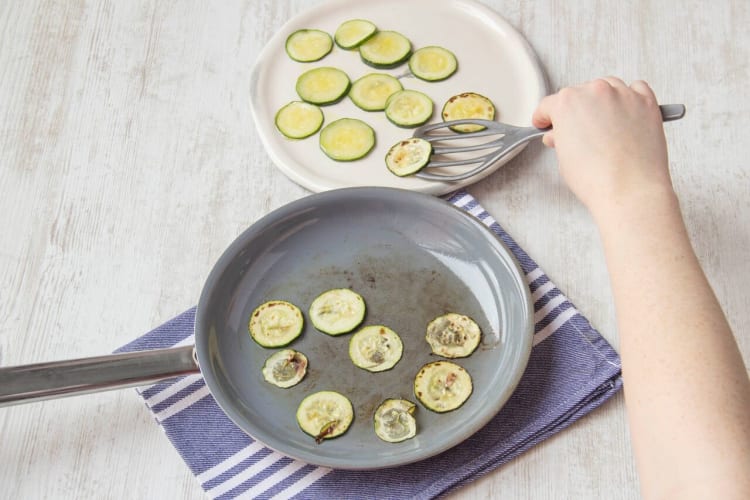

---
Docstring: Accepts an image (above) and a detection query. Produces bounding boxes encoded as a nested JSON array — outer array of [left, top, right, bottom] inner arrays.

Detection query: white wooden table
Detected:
[[1, 1, 748, 498]]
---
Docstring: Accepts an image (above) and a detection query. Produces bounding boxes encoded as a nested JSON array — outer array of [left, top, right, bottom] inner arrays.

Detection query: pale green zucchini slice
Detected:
[[349, 325, 403, 372], [359, 31, 411, 68], [374, 399, 417, 443], [261, 349, 308, 388], [425, 312, 481, 358], [274, 101, 324, 139], [334, 19, 377, 49], [309, 288, 366, 335], [248, 300, 304, 348], [319, 118, 375, 161], [441, 92, 496, 133], [285, 29, 333, 62], [408, 46, 458, 82], [385, 137, 432, 177], [384, 89, 434, 128], [296, 67, 351, 105], [414, 361, 473, 413], [349, 73, 403, 111], [296, 390, 354, 443]]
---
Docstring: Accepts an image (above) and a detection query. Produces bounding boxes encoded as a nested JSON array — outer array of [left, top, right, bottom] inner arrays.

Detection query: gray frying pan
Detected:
[[0, 187, 533, 469]]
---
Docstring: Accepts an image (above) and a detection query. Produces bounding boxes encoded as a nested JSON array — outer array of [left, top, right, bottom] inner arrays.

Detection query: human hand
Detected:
[[532, 77, 673, 218]]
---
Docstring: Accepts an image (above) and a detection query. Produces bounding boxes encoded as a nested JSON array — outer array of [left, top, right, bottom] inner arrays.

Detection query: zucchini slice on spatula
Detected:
[[262, 349, 308, 388], [425, 312, 481, 358], [349, 325, 403, 372], [414, 361, 473, 413], [309, 288, 366, 335], [319, 118, 375, 161], [285, 29, 333, 62], [442, 92, 496, 133], [296, 390, 354, 444], [334, 19, 377, 49], [385, 137, 432, 177], [248, 300, 304, 348], [374, 399, 417, 443]]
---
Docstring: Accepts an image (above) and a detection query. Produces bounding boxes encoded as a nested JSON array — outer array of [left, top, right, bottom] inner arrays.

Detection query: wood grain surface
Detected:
[[1, 1, 748, 498]]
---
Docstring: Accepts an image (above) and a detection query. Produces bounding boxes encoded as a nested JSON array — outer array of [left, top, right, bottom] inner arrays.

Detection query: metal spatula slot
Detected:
[[413, 103, 686, 182]]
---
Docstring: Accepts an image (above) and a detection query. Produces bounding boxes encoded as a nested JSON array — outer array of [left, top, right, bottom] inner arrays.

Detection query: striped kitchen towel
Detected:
[[117, 190, 622, 499]]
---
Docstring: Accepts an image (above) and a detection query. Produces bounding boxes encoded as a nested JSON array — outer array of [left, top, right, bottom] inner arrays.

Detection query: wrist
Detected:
[[589, 184, 681, 232]]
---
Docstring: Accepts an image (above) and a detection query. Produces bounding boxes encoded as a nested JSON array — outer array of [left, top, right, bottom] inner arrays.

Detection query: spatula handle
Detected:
[[659, 104, 686, 122]]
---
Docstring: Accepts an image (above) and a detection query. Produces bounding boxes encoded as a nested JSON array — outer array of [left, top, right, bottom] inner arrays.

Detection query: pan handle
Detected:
[[0, 345, 200, 407]]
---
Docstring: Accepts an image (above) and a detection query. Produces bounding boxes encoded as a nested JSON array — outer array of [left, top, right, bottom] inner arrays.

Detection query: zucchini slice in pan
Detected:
[[349, 325, 403, 372], [374, 398, 417, 443], [425, 312, 481, 358], [262, 349, 308, 388], [248, 300, 304, 348], [309, 288, 366, 335], [414, 360, 473, 412], [334, 19, 377, 49], [285, 29, 333, 62], [296, 67, 351, 105], [359, 31, 411, 68], [319, 118, 375, 161], [296, 390, 354, 443]]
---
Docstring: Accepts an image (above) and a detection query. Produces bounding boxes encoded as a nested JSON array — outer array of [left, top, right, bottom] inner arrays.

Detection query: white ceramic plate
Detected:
[[249, 0, 547, 195]]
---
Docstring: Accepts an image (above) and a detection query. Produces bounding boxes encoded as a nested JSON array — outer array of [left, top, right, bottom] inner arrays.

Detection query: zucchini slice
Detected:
[[374, 399, 417, 443], [248, 300, 304, 348], [319, 118, 375, 161], [359, 31, 411, 68], [262, 349, 308, 388], [442, 92, 496, 133], [334, 19, 377, 49], [309, 288, 366, 335], [296, 390, 354, 443], [349, 73, 403, 111], [349, 325, 403, 372], [285, 29, 333, 62], [296, 67, 351, 105], [385, 137, 432, 177], [274, 101, 324, 139], [425, 313, 481, 358], [408, 46, 458, 82], [414, 361, 473, 413], [384, 90, 434, 128]]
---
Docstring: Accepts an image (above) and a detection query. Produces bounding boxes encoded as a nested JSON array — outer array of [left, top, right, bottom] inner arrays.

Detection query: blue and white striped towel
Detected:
[[117, 191, 622, 499]]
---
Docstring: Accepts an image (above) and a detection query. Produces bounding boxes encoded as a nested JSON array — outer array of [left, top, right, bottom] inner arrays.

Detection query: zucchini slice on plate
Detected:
[[296, 67, 351, 105], [274, 101, 324, 139], [414, 361, 473, 413], [296, 390, 354, 443], [385, 89, 434, 128], [262, 349, 308, 388], [359, 31, 411, 68], [285, 29, 333, 62], [408, 46, 458, 82], [309, 288, 366, 335], [374, 399, 417, 443], [349, 325, 403, 372], [319, 118, 375, 161], [248, 300, 304, 348], [349, 73, 403, 111], [334, 19, 377, 49], [442, 92, 496, 133], [425, 312, 482, 358], [385, 137, 432, 177]]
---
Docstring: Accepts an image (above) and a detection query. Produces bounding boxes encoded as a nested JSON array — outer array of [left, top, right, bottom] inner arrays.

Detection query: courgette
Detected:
[[408, 46, 458, 82], [385, 137, 432, 177], [384, 89, 434, 128], [442, 92, 496, 133], [309, 288, 366, 335], [248, 300, 304, 348], [334, 19, 377, 49], [359, 31, 411, 68], [414, 361, 473, 413], [349, 325, 403, 372], [319, 118, 375, 161], [274, 101, 324, 139], [296, 67, 351, 105], [261, 349, 308, 388], [349, 73, 403, 111], [373, 399, 417, 443], [285, 29, 333, 62], [296, 390, 354, 443], [425, 313, 481, 358]]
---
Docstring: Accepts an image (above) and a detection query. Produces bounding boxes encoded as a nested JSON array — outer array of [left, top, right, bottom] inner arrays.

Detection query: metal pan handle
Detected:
[[0, 345, 200, 407]]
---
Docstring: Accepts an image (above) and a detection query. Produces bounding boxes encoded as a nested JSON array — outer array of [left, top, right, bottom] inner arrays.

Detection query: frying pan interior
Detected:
[[195, 187, 532, 469]]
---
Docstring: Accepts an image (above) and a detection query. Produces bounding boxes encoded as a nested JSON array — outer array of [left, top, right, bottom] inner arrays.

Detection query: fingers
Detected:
[[531, 93, 555, 129], [630, 79, 657, 100], [600, 76, 628, 88], [542, 131, 555, 148]]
